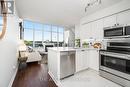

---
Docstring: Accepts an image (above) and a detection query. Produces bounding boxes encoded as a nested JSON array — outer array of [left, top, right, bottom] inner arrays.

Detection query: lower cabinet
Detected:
[[76, 50, 89, 72], [76, 49, 99, 72], [89, 50, 99, 71]]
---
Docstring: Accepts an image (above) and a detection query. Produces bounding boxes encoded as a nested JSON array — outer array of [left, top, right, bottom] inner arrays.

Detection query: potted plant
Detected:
[[75, 39, 80, 47], [82, 42, 89, 48]]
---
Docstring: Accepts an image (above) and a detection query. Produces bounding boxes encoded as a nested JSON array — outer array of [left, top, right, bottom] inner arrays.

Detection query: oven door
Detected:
[[99, 51, 130, 80], [104, 27, 124, 38]]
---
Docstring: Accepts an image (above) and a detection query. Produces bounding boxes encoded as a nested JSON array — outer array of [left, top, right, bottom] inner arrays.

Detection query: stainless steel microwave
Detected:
[[104, 25, 130, 38]]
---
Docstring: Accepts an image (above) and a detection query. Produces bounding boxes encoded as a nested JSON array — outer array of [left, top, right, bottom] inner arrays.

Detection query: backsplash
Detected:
[[81, 39, 104, 49]]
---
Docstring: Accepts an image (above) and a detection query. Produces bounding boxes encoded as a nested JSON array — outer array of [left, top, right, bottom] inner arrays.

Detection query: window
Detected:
[[44, 24, 51, 32], [34, 23, 43, 30], [52, 26, 58, 32], [24, 29, 33, 47], [52, 32, 58, 42], [34, 23, 43, 47], [59, 33, 64, 42], [43, 25, 51, 42], [59, 27, 64, 33], [24, 21, 33, 29], [23, 20, 64, 47], [59, 27, 64, 42], [24, 21, 34, 47], [44, 31, 51, 42], [52, 26, 58, 42]]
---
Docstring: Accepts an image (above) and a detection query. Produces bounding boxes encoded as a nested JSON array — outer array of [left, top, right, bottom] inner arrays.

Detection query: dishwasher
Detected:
[[60, 51, 75, 79]]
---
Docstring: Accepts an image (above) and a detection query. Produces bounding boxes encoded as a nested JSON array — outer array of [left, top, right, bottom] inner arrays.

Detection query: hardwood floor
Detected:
[[12, 62, 57, 87]]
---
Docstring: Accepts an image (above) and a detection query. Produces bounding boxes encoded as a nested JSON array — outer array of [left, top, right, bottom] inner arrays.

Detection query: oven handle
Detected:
[[100, 51, 130, 60]]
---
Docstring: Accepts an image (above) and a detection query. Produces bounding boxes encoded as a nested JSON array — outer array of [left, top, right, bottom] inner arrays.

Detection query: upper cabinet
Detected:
[[80, 23, 91, 39], [117, 10, 130, 25], [103, 15, 117, 28], [91, 19, 103, 39], [79, 10, 130, 41], [80, 19, 103, 40], [103, 10, 130, 27]]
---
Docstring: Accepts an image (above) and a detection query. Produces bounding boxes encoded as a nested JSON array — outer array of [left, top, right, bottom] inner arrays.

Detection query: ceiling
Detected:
[[83, 0, 122, 16], [16, 0, 122, 27]]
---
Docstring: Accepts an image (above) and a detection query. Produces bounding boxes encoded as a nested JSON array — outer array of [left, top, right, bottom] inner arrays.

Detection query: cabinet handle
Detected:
[[81, 50, 85, 51], [126, 55, 130, 58]]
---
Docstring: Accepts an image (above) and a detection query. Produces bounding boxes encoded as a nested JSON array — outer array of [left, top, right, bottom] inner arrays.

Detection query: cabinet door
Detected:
[[82, 50, 89, 70], [76, 51, 83, 72], [89, 50, 99, 71], [91, 19, 103, 39], [117, 10, 130, 25], [76, 50, 89, 72], [103, 15, 117, 27], [80, 23, 91, 39]]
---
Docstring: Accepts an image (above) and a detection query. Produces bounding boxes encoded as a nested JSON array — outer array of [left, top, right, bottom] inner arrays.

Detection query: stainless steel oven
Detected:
[[99, 39, 130, 87], [104, 25, 130, 39]]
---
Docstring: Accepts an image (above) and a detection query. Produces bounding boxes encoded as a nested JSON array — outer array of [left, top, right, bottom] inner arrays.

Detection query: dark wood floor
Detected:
[[12, 62, 57, 87]]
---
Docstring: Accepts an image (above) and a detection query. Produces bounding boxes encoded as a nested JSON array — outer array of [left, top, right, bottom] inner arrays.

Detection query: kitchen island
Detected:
[[48, 47, 99, 86], [48, 47, 76, 82]]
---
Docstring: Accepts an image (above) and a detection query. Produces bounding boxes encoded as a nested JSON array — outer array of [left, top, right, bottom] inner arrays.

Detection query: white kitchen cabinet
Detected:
[[89, 50, 99, 71], [76, 49, 89, 72], [103, 15, 117, 28], [81, 19, 103, 40], [80, 23, 91, 39], [117, 10, 130, 25], [76, 49, 99, 72], [91, 19, 103, 39], [82, 50, 89, 70]]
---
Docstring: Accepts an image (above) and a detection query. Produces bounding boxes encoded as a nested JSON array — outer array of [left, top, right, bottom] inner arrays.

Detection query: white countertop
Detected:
[[48, 47, 76, 52], [48, 47, 99, 52]]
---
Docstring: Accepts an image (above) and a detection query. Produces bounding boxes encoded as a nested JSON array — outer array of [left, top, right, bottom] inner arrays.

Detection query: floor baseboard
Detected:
[[48, 71, 62, 87], [8, 67, 18, 87]]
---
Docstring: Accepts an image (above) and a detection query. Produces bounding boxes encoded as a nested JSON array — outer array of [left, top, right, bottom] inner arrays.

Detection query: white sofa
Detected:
[[18, 40, 42, 63], [26, 51, 41, 63]]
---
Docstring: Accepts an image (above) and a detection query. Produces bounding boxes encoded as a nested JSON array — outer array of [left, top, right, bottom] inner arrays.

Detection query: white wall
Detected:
[[75, 24, 80, 39], [0, 8, 20, 87]]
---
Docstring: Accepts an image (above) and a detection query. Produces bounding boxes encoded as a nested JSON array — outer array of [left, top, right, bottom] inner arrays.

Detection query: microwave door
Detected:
[[104, 27, 124, 38]]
